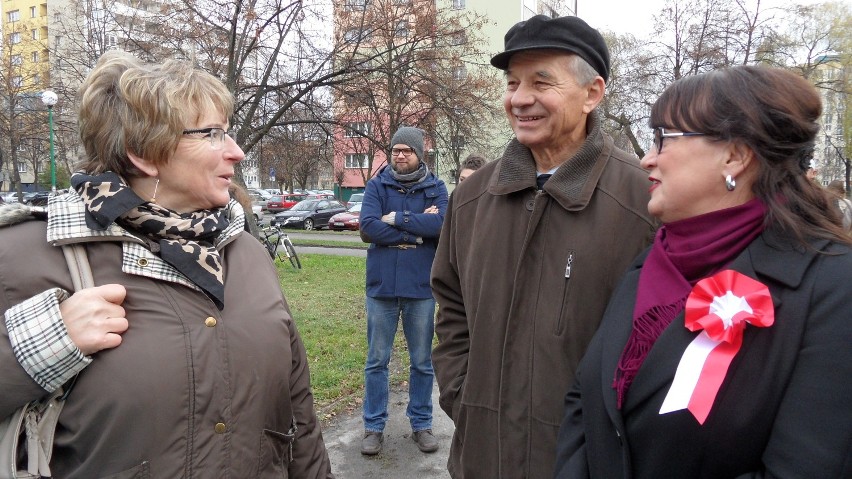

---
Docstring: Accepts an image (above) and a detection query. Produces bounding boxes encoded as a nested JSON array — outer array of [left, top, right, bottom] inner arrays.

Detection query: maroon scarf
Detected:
[[613, 199, 767, 408]]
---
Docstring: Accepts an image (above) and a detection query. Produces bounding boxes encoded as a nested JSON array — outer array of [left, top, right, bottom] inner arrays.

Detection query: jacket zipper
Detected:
[[564, 253, 573, 279], [555, 251, 575, 335]]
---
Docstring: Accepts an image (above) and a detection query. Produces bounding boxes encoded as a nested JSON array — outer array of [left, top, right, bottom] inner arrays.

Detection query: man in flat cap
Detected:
[[431, 15, 656, 477], [359, 126, 448, 456]]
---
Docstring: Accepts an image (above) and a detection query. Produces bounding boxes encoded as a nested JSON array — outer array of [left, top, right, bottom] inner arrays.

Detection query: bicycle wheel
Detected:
[[263, 235, 276, 260], [260, 229, 275, 261], [282, 237, 301, 269], [261, 228, 281, 261]]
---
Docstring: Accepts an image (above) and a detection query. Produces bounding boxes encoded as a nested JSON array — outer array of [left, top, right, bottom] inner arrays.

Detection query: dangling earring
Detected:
[[725, 174, 736, 192], [150, 178, 160, 203]]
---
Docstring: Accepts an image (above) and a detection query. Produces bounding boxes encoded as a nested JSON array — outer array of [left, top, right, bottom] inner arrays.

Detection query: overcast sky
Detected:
[[576, 0, 843, 38]]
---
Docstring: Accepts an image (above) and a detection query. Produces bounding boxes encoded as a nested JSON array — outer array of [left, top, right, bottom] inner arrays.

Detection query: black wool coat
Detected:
[[555, 231, 852, 479]]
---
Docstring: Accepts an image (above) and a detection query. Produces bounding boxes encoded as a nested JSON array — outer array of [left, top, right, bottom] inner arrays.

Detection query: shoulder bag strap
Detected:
[[61, 244, 94, 291], [5, 244, 94, 478]]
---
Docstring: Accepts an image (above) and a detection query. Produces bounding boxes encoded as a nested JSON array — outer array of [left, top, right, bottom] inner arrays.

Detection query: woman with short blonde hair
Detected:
[[1, 50, 334, 477]]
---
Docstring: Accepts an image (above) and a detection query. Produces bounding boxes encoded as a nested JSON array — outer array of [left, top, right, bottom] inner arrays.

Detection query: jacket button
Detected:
[[525, 199, 535, 211], [404, 217, 410, 223], [214, 422, 226, 434], [137, 258, 149, 267], [205, 317, 217, 327]]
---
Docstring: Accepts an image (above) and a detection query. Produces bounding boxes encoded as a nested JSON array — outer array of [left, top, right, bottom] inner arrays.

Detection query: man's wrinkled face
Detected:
[[503, 50, 592, 151]]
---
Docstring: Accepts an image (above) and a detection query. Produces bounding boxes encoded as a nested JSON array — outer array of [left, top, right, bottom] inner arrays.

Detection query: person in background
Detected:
[[805, 159, 819, 182], [555, 65, 852, 478], [0, 50, 334, 477], [826, 179, 852, 231], [358, 126, 449, 456], [457, 153, 487, 183], [430, 15, 656, 478]]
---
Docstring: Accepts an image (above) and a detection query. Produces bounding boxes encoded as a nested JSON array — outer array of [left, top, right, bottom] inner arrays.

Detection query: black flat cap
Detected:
[[490, 15, 610, 82]]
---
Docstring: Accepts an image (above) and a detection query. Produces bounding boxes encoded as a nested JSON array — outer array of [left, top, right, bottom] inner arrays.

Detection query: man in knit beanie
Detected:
[[358, 126, 448, 456], [431, 15, 657, 478], [389, 126, 424, 172]]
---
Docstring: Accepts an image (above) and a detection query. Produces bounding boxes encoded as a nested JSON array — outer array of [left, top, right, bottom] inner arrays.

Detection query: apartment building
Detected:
[[812, 55, 850, 189], [2, 0, 49, 89], [0, 0, 50, 191], [331, 0, 568, 195]]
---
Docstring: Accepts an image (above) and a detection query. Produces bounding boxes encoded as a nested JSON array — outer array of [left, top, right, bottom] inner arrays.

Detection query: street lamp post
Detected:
[[428, 148, 439, 178], [41, 90, 58, 194]]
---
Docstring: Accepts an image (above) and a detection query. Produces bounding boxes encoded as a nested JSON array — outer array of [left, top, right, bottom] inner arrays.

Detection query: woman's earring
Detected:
[[725, 174, 736, 192], [151, 178, 160, 203]]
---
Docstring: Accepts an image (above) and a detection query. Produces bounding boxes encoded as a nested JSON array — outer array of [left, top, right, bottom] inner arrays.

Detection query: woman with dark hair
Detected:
[[554, 65, 852, 478], [0, 51, 333, 477]]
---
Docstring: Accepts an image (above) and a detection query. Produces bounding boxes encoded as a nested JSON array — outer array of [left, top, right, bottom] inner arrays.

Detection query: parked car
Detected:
[[267, 193, 307, 213], [248, 188, 272, 199], [249, 203, 262, 223], [328, 203, 362, 231], [270, 199, 347, 230], [25, 191, 51, 206], [265, 195, 287, 213], [307, 193, 335, 201], [346, 193, 364, 207], [248, 191, 268, 211]]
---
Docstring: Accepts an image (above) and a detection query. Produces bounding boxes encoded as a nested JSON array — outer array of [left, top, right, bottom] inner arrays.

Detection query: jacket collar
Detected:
[[604, 230, 823, 417], [488, 110, 612, 211], [45, 189, 246, 249]]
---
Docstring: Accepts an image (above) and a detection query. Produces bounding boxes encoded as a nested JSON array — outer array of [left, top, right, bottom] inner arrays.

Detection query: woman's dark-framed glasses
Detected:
[[182, 127, 231, 150], [653, 127, 706, 154]]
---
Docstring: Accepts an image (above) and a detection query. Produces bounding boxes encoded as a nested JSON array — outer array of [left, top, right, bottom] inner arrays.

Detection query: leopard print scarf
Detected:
[[71, 171, 230, 309]]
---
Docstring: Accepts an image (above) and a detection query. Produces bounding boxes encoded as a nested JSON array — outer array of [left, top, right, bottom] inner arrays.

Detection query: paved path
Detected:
[[323, 381, 453, 478], [296, 245, 367, 257], [282, 225, 449, 474], [264, 228, 367, 257], [287, 231, 363, 243]]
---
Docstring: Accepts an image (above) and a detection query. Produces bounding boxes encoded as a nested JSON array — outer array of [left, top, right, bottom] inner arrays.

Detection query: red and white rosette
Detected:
[[659, 269, 774, 424]]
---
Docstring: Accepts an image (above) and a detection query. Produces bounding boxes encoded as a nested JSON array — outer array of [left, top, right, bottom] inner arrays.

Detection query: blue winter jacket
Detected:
[[361, 165, 448, 299]]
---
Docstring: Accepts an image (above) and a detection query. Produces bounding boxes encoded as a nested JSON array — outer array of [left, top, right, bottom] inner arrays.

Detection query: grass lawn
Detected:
[[273, 253, 412, 422]]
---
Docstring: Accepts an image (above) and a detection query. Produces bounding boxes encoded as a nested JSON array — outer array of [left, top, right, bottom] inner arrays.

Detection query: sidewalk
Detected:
[[323, 381, 453, 478]]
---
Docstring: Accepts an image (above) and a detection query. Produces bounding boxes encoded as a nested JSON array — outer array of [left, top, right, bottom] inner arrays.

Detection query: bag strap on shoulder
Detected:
[[0, 220, 94, 478], [61, 244, 94, 291]]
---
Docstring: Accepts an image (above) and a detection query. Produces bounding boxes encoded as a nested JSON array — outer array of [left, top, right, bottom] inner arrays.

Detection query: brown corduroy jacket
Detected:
[[431, 114, 656, 478]]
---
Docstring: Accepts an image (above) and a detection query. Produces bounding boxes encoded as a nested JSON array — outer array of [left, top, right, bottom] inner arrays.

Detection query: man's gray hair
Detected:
[[567, 54, 601, 87]]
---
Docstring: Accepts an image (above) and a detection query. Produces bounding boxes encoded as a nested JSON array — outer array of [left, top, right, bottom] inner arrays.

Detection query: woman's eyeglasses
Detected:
[[182, 127, 232, 150], [653, 127, 706, 154]]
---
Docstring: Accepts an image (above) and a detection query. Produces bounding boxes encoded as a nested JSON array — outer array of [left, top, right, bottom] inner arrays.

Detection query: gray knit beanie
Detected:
[[390, 126, 424, 161]]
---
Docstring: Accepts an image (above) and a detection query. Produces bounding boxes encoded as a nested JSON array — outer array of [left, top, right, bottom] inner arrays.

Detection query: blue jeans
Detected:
[[363, 296, 435, 433]]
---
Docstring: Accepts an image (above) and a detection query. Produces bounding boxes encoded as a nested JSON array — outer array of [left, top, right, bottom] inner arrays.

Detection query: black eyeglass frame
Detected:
[[653, 127, 707, 154], [182, 127, 232, 150], [391, 147, 416, 156]]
